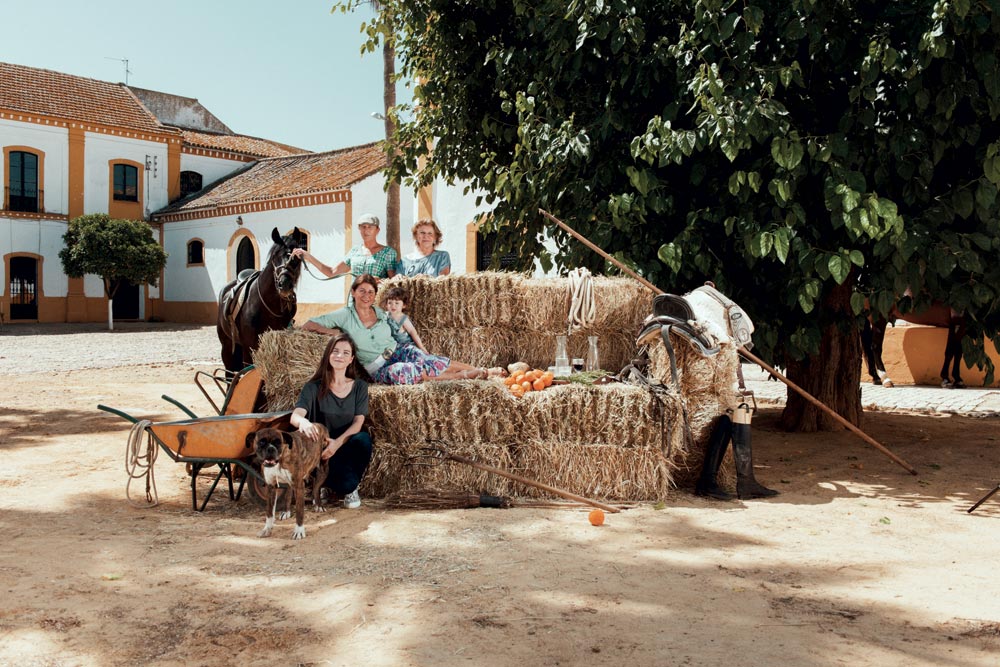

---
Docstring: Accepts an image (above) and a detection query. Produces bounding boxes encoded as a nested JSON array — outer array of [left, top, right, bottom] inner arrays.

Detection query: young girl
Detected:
[[383, 286, 429, 354], [383, 285, 507, 380]]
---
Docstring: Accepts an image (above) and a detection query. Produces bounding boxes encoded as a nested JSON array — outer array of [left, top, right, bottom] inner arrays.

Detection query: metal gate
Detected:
[[9, 256, 38, 320]]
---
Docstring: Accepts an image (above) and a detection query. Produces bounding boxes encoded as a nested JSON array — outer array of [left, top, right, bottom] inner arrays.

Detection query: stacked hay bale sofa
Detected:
[[254, 273, 740, 502]]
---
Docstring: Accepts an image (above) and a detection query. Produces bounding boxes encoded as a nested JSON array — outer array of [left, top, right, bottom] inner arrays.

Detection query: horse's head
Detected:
[[269, 227, 305, 298]]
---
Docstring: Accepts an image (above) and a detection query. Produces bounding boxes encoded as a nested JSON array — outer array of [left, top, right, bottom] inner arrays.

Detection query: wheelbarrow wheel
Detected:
[[245, 463, 270, 508]]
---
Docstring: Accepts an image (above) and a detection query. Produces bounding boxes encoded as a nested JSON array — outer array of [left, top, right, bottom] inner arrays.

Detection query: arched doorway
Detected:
[[9, 256, 38, 320], [236, 236, 256, 274]]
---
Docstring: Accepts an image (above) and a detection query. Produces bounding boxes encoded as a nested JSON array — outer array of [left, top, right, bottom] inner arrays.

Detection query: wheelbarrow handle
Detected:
[[97, 404, 140, 424]]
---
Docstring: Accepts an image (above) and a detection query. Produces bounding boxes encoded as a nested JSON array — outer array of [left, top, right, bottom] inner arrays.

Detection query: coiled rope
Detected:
[[124, 420, 159, 508], [567, 267, 596, 335]]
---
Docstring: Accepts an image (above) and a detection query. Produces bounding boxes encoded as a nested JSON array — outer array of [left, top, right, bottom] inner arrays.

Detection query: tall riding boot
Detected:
[[695, 415, 734, 501], [732, 404, 778, 500]]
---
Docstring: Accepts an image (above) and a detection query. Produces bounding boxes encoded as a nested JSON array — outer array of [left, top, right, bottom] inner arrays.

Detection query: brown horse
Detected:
[[862, 301, 966, 388], [217, 227, 305, 374]]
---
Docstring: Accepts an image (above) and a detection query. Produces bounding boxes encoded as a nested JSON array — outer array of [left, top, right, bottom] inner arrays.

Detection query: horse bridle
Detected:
[[257, 250, 299, 318]]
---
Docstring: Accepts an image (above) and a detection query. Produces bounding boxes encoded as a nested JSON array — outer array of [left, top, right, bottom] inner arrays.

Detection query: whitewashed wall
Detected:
[[415, 176, 495, 275], [0, 217, 70, 297], [179, 153, 248, 191], [83, 133, 169, 217], [0, 119, 69, 215], [162, 202, 348, 304]]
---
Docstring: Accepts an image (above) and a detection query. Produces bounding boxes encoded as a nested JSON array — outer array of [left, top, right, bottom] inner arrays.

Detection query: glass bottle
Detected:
[[554, 335, 570, 375], [586, 335, 600, 372]]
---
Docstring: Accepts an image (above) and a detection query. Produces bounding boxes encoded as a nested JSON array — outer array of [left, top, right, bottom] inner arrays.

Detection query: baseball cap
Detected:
[[358, 213, 381, 227]]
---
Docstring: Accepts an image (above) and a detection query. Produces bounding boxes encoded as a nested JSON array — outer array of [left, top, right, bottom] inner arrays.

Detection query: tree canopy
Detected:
[[60, 214, 168, 328], [367, 0, 1000, 426]]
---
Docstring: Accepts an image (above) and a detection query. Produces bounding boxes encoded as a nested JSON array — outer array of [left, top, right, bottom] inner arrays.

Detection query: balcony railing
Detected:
[[4, 186, 44, 213]]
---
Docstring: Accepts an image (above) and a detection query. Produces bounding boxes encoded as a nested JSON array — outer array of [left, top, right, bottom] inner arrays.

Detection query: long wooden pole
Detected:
[[539, 208, 918, 475], [438, 449, 621, 513]]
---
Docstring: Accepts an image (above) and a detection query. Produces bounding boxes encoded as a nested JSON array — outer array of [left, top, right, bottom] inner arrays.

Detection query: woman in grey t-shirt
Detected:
[[291, 333, 373, 509]]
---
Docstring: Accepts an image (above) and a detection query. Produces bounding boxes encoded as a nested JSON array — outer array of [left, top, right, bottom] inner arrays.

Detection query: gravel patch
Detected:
[[0, 322, 221, 375]]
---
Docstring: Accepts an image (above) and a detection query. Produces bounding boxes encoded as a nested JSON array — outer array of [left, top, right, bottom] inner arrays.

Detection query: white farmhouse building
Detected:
[[0, 61, 495, 325]]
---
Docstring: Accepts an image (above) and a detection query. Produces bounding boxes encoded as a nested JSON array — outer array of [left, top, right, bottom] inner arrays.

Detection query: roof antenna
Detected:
[[104, 56, 132, 85]]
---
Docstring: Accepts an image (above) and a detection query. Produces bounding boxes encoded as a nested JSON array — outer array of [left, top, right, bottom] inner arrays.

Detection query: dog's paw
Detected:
[[258, 517, 275, 538], [291, 524, 306, 540], [313, 503, 326, 514], [277, 511, 292, 521]]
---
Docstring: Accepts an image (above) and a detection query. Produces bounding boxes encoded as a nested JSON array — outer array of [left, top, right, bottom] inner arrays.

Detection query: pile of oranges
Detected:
[[502, 368, 555, 397]]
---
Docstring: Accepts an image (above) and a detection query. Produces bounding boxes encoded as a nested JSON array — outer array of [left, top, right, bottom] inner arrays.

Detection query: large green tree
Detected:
[[371, 0, 1000, 430], [60, 214, 168, 331]]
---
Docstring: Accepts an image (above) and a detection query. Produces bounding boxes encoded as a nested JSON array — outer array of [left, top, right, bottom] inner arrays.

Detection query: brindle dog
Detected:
[[253, 426, 329, 540]]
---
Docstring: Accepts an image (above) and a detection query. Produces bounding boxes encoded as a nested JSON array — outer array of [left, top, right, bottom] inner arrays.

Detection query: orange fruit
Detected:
[[503, 375, 516, 387], [588, 509, 605, 526], [510, 384, 524, 397], [511, 372, 525, 385], [532, 378, 545, 391], [520, 380, 533, 392], [541, 372, 554, 387]]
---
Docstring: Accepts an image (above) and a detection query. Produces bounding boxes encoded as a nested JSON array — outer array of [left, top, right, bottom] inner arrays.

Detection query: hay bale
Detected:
[[252, 273, 739, 500]]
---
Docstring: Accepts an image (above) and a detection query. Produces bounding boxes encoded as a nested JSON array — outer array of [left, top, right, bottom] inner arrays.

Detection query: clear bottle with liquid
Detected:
[[585, 335, 600, 372], [554, 335, 571, 376]]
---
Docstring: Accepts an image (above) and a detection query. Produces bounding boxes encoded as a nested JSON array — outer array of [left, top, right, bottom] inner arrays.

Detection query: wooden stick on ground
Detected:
[[538, 208, 918, 476], [422, 443, 621, 513]]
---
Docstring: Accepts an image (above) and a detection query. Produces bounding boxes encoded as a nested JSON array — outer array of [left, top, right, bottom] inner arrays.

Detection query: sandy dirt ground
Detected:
[[1, 325, 999, 667]]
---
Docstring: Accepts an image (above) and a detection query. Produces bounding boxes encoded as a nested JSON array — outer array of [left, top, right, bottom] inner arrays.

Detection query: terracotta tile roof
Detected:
[[159, 142, 386, 214], [181, 129, 309, 158], [0, 61, 168, 134]]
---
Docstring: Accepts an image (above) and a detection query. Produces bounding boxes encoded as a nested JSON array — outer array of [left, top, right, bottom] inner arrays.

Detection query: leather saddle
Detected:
[[220, 270, 260, 350], [637, 283, 754, 356]]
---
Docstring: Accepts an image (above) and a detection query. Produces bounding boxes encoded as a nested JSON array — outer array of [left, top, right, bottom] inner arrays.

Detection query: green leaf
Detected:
[[773, 229, 790, 263], [798, 291, 815, 314], [850, 292, 866, 315], [829, 255, 850, 284], [849, 249, 865, 267], [953, 189, 974, 219]]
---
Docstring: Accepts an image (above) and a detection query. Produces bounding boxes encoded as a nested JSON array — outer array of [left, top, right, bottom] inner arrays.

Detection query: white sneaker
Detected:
[[343, 489, 361, 509]]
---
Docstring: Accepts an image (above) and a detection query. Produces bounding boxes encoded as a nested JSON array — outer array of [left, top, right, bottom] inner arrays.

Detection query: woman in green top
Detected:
[[290, 333, 372, 509], [303, 274, 488, 384]]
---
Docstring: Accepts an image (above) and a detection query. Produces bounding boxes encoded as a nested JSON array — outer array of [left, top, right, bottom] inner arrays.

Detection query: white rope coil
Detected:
[[124, 420, 159, 508], [567, 267, 596, 334]]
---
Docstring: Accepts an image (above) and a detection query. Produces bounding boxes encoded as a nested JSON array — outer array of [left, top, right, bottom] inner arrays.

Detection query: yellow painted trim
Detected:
[[875, 324, 1000, 387], [3, 146, 46, 213], [226, 228, 259, 282], [465, 219, 482, 274], [107, 159, 145, 220], [344, 197, 353, 302], [167, 140, 181, 202], [180, 145, 257, 162], [0, 108, 179, 144], [68, 126, 85, 219]]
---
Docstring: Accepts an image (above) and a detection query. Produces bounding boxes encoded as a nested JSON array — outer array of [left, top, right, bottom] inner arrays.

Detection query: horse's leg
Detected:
[[861, 319, 880, 384], [871, 319, 893, 387], [942, 316, 966, 388], [862, 317, 893, 387]]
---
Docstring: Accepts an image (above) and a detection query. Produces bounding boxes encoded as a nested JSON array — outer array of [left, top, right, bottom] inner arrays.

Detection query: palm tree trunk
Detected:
[[383, 37, 400, 253]]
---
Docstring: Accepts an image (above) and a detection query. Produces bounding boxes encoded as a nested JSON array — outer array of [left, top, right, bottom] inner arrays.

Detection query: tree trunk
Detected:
[[107, 298, 114, 331], [383, 38, 400, 253], [780, 280, 862, 431]]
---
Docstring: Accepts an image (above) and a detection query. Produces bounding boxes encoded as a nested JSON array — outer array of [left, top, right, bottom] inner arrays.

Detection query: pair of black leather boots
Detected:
[[696, 407, 778, 501]]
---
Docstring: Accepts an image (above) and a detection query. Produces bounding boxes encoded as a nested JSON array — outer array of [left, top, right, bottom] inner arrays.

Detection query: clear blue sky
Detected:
[[1, 0, 406, 152]]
